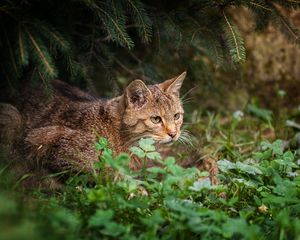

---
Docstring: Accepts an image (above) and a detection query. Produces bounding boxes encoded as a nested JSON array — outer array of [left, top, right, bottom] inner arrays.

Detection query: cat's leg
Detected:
[[18, 126, 77, 188], [48, 132, 99, 173], [24, 125, 99, 172], [24, 125, 77, 161], [25, 125, 76, 145]]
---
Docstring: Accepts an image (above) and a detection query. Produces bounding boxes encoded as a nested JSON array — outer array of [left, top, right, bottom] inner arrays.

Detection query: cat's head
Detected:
[[122, 72, 186, 144]]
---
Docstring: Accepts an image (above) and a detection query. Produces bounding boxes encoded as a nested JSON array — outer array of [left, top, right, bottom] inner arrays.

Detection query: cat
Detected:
[[0, 72, 187, 179]]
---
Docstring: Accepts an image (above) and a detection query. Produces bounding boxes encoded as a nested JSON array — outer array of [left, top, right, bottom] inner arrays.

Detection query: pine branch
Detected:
[[100, 7, 134, 49], [38, 69, 53, 96], [28, 19, 86, 82], [32, 21, 71, 54], [245, 0, 272, 31], [185, 13, 225, 66], [26, 29, 57, 79], [268, 2, 300, 43], [80, 0, 134, 49], [271, 0, 300, 9], [17, 25, 29, 65], [66, 56, 86, 81], [196, 37, 225, 67], [188, 47, 214, 86], [278, 14, 300, 41], [222, 10, 246, 63], [2, 0, 300, 91], [122, 0, 153, 43], [159, 13, 183, 50], [1, 23, 19, 78], [248, 1, 272, 12], [152, 14, 162, 53]]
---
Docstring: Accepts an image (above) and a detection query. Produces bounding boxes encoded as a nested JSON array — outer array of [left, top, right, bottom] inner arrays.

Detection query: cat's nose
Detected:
[[168, 131, 176, 138]]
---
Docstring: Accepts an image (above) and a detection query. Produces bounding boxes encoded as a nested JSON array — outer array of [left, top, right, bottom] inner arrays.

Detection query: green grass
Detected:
[[0, 104, 300, 240]]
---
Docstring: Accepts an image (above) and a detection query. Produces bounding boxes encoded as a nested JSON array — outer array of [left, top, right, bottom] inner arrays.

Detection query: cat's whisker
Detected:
[[177, 138, 184, 145], [177, 135, 187, 145], [177, 130, 194, 147], [181, 129, 192, 136], [181, 96, 194, 102], [177, 137, 190, 146], [181, 97, 195, 105], [182, 101, 195, 107], [180, 85, 198, 101]]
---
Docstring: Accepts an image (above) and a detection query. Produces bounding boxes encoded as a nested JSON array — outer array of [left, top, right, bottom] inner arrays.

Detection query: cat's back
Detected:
[[19, 80, 102, 131]]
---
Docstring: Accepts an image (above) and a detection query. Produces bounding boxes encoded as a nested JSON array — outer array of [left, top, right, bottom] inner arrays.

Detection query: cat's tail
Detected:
[[0, 103, 22, 146]]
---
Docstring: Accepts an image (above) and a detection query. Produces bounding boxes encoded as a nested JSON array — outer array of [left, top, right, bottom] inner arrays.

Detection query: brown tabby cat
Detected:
[[0, 72, 186, 177]]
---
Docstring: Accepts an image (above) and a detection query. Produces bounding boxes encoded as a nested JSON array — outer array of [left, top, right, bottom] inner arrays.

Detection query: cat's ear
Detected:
[[159, 71, 186, 96], [125, 80, 152, 108]]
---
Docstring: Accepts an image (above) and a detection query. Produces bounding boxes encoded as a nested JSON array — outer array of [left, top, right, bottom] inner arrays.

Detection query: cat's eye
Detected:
[[174, 113, 180, 120], [151, 116, 162, 124]]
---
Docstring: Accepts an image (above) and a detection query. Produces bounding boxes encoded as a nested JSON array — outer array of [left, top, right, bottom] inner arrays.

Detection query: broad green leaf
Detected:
[[86, 188, 106, 202], [115, 153, 130, 165], [146, 151, 161, 160], [147, 167, 166, 174], [271, 140, 283, 156], [283, 151, 294, 162], [89, 209, 114, 227], [140, 210, 165, 227], [273, 180, 297, 197], [99, 137, 108, 148], [232, 178, 257, 188], [164, 157, 176, 166], [218, 159, 236, 172], [236, 161, 262, 175], [189, 178, 212, 191], [95, 142, 102, 151], [261, 140, 272, 150], [129, 146, 145, 158], [100, 222, 126, 237], [222, 218, 260, 239], [274, 159, 298, 168], [262, 149, 273, 160], [138, 138, 155, 152]]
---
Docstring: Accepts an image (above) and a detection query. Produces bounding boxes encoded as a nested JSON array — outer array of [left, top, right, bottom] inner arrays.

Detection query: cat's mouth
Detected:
[[150, 132, 180, 145], [156, 135, 179, 144], [159, 138, 173, 144]]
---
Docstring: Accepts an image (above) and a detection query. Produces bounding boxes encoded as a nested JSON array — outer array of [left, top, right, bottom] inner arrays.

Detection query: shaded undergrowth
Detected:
[[0, 104, 300, 240]]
